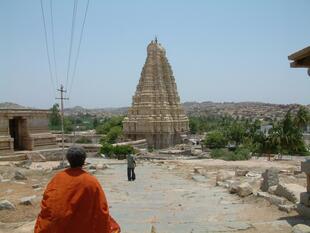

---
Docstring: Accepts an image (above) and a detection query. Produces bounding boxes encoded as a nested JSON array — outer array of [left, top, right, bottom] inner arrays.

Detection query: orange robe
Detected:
[[35, 168, 120, 233]]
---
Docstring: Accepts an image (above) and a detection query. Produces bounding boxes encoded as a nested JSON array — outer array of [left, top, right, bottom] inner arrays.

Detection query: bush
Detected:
[[100, 143, 134, 159], [210, 148, 251, 161], [210, 149, 234, 160]]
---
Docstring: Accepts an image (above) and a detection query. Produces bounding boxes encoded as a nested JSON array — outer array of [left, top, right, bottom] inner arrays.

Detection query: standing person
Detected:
[[35, 146, 120, 233], [127, 153, 136, 181]]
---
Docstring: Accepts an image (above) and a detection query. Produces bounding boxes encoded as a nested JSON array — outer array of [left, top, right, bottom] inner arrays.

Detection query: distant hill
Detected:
[[2, 101, 310, 120], [0, 102, 27, 109]]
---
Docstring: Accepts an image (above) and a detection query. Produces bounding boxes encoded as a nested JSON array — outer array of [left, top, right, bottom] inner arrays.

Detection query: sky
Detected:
[[0, 0, 310, 109]]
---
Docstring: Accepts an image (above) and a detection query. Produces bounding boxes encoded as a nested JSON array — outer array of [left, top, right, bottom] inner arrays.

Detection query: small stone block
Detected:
[[297, 203, 310, 218], [301, 161, 310, 174], [300, 192, 310, 206]]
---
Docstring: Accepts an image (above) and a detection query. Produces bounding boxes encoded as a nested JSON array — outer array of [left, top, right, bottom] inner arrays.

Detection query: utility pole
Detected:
[[56, 84, 69, 167]]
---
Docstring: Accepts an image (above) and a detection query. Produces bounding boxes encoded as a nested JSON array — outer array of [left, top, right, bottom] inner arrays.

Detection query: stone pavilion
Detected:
[[0, 108, 57, 155]]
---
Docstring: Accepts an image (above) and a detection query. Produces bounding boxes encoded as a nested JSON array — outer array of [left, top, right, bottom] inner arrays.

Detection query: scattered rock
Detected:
[[292, 224, 310, 233], [89, 165, 97, 170], [88, 169, 96, 175], [237, 182, 253, 197], [261, 168, 279, 192], [0, 174, 3, 181], [278, 204, 295, 213], [192, 174, 207, 183], [14, 171, 27, 180], [216, 170, 234, 182], [19, 195, 37, 205], [0, 200, 15, 210], [193, 167, 203, 174], [15, 160, 32, 169], [32, 184, 40, 189], [256, 192, 287, 206], [235, 169, 249, 177], [268, 185, 277, 195], [96, 163, 108, 170], [275, 183, 304, 203], [229, 182, 239, 194], [245, 171, 261, 178]]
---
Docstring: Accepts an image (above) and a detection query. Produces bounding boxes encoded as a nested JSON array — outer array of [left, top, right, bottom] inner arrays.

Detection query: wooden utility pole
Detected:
[[56, 84, 69, 166]]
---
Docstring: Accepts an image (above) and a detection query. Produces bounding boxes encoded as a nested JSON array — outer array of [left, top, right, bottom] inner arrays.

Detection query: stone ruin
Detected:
[[123, 39, 189, 149], [0, 109, 57, 156]]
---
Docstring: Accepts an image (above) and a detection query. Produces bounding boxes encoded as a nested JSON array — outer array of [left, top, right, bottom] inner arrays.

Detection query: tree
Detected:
[[189, 117, 199, 134], [204, 130, 227, 148], [106, 126, 122, 144], [49, 103, 61, 130], [227, 121, 246, 146], [295, 106, 310, 130]]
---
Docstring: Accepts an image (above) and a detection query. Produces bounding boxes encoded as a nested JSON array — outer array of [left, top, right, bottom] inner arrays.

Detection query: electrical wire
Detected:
[[68, 0, 90, 97], [65, 0, 78, 91], [50, 0, 59, 87], [40, 0, 56, 93]]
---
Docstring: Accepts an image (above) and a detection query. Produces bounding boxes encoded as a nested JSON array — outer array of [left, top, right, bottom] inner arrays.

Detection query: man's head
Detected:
[[66, 146, 86, 168]]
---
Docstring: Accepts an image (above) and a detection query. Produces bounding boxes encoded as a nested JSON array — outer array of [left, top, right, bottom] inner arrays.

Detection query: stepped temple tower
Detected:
[[123, 39, 189, 149]]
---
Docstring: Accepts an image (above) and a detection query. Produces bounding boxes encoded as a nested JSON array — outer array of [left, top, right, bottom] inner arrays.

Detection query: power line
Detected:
[[65, 0, 78, 91], [40, 0, 56, 93], [68, 0, 90, 97], [50, 0, 59, 87]]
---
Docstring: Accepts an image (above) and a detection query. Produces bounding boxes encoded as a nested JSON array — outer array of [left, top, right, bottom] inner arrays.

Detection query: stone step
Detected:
[[0, 154, 27, 161]]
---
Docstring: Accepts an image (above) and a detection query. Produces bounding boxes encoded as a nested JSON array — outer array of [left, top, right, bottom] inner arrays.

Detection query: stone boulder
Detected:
[[216, 171, 234, 183], [229, 182, 240, 194], [235, 169, 249, 177], [96, 163, 108, 170], [0, 200, 15, 210], [292, 224, 310, 233], [237, 182, 253, 197], [14, 171, 27, 180], [267, 185, 277, 195], [261, 168, 279, 192], [19, 195, 37, 205], [275, 183, 304, 203], [256, 192, 287, 206]]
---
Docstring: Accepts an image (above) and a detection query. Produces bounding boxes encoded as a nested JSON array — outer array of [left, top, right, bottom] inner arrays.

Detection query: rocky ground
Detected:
[[0, 157, 310, 232]]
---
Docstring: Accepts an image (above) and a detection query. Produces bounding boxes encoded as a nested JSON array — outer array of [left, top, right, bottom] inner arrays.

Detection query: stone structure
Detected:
[[0, 109, 57, 155], [297, 161, 310, 218], [123, 39, 189, 149]]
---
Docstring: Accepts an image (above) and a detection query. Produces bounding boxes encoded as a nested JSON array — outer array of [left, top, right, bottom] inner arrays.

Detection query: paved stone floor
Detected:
[[95, 161, 309, 233]]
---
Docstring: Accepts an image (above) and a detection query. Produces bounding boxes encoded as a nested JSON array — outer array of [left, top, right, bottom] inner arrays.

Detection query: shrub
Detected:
[[75, 137, 92, 144], [210, 148, 251, 161]]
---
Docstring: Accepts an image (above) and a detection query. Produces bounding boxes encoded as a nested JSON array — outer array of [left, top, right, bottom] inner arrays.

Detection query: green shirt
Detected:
[[127, 154, 136, 168]]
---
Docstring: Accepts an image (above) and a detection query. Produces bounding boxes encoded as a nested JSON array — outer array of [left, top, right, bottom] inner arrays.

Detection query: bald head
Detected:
[[66, 146, 86, 168]]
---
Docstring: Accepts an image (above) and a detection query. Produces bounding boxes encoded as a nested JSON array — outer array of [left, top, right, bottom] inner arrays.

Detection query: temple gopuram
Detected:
[[123, 39, 189, 149], [0, 108, 57, 155]]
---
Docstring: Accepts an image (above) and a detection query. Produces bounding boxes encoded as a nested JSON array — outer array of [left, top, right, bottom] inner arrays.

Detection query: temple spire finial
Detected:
[[155, 36, 158, 44]]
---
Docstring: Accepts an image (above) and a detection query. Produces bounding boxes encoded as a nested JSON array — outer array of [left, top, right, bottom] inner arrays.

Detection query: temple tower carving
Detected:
[[123, 40, 189, 149]]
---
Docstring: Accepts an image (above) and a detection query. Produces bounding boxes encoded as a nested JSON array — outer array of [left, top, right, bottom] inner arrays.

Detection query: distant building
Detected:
[[0, 109, 57, 155], [260, 124, 273, 136]]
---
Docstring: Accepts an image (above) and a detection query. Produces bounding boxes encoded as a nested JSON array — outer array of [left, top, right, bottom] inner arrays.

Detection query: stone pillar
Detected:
[[297, 160, 310, 218]]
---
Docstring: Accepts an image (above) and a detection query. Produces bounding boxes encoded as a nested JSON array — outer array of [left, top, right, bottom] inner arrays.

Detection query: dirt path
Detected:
[[1, 159, 309, 233], [96, 161, 308, 233]]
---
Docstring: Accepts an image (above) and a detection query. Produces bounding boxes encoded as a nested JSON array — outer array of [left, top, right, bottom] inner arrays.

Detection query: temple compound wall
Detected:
[[123, 40, 189, 149], [0, 109, 57, 155]]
